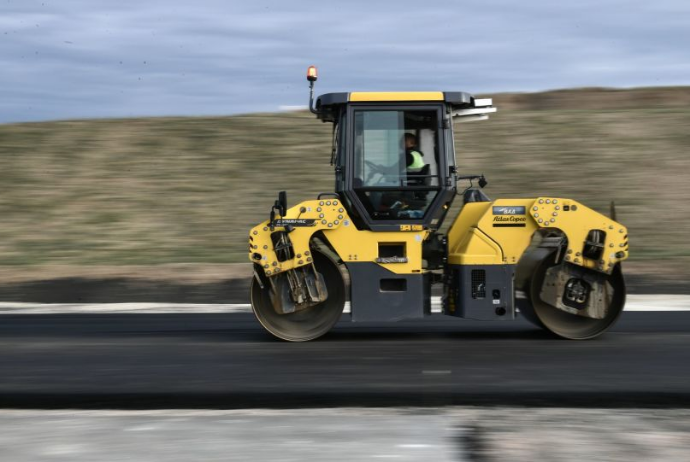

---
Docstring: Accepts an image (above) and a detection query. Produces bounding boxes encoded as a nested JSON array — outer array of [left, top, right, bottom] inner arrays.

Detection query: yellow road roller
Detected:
[[248, 66, 628, 341]]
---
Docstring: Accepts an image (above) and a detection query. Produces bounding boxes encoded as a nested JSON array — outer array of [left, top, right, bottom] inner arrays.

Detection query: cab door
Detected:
[[341, 104, 454, 231]]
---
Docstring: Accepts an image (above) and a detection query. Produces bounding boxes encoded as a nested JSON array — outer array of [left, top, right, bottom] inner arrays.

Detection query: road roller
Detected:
[[248, 66, 628, 341]]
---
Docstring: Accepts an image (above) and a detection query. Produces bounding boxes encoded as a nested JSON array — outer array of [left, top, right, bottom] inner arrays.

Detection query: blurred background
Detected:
[[1, 90, 689, 298]]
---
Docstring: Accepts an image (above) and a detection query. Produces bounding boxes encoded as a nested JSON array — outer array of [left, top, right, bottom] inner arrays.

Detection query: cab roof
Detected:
[[315, 91, 474, 121]]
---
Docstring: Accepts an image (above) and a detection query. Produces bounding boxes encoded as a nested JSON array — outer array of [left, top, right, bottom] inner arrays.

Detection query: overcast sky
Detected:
[[1, 0, 689, 123]]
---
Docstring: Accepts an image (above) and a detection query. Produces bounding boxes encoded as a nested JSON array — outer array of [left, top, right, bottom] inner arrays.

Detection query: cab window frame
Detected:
[[344, 103, 448, 227]]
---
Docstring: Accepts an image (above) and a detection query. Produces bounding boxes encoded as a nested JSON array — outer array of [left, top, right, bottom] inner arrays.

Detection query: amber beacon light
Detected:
[[307, 65, 318, 82], [307, 66, 319, 114]]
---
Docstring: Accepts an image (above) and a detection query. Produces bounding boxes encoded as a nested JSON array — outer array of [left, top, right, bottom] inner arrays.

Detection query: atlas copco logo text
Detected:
[[493, 206, 527, 223], [492, 206, 526, 215], [493, 215, 527, 223]]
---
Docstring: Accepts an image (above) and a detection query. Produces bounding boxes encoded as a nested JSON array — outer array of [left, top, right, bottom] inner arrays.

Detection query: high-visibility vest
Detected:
[[407, 150, 425, 172]]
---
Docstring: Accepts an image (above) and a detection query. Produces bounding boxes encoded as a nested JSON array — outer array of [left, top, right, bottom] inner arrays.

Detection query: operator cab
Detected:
[[352, 107, 441, 221], [308, 68, 495, 231]]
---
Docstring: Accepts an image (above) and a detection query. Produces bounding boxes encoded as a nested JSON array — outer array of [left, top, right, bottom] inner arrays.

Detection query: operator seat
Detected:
[[407, 164, 430, 187]]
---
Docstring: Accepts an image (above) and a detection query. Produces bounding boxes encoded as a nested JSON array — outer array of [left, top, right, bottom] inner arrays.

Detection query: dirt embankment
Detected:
[[492, 86, 690, 111]]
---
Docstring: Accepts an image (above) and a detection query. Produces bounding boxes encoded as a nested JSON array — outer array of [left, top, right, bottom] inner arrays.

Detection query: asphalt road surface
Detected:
[[1, 311, 689, 408]]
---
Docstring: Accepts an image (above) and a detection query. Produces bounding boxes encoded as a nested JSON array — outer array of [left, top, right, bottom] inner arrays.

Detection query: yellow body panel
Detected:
[[447, 197, 629, 272], [447, 199, 539, 265], [451, 227, 504, 264], [349, 92, 444, 102], [249, 199, 428, 276], [250, 196, 628, 277]]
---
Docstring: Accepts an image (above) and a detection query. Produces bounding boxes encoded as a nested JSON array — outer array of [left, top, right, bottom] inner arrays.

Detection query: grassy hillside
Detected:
[[1, 87, 689, 278]]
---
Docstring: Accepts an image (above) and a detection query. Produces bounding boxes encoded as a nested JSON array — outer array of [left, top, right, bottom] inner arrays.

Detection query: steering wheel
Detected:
[[364, 160, 390, 184], [365, 160, 386, 174]]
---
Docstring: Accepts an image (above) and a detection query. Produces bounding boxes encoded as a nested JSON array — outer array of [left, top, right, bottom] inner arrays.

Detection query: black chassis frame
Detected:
[[335, 102, 458, 232]]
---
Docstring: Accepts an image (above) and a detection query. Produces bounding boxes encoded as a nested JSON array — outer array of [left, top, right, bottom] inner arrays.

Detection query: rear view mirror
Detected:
[[278, 191, 288, 216]]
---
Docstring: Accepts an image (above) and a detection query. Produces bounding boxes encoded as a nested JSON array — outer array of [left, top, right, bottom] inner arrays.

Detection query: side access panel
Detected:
[[346, 263, 430, 322], [446, 264, 516, 320]]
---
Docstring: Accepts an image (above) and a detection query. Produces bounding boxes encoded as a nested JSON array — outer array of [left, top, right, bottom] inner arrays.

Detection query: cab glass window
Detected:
[[352, 109, 441, 220]]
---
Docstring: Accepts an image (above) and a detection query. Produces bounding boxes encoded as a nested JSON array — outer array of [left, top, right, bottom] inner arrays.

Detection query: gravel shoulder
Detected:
[[1, 408, 689, 462]]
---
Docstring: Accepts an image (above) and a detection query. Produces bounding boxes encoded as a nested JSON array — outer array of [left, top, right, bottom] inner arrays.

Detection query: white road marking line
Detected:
[[0, 294, 688, 314], [624, 294, 690, 311], [0, 302, 252, 314]]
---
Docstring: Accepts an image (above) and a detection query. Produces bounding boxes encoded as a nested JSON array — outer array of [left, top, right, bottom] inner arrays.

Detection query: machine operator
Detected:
[[404, 133, 425, 173]]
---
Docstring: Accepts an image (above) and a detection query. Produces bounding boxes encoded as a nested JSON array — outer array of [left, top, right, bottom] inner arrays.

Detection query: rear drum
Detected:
[[516, 248, 626, 339]]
